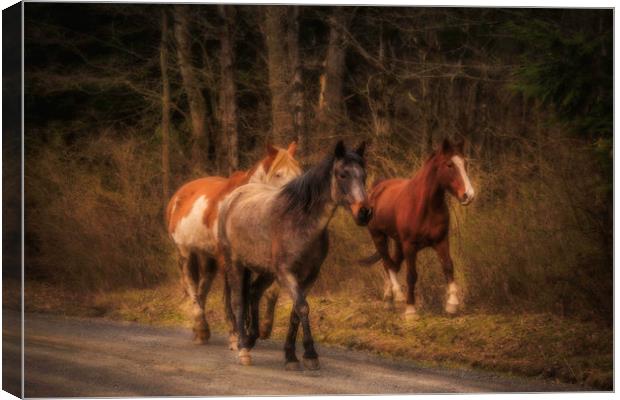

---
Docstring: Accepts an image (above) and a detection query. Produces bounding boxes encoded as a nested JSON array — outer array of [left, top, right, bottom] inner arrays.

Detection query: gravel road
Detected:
[[4, 312, 580, 397]]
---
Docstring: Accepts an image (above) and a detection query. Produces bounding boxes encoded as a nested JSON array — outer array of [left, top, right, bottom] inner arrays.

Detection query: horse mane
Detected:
[[278, 149, 364, 217], [277, 153, 335, 217], [409, 152, 443, 214]]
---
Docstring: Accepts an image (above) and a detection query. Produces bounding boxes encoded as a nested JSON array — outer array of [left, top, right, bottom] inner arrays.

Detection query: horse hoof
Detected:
[[229, 334, 239, 351], [394, 292, 406, 303], [445, 302, 458, 315], [193, 329, 210, 344], [285, 361, 302, 371], [404, 306, 419, 321], [259, 324, 273, 340], [303, 358, 321, 371], [238, 349, 252, 366]]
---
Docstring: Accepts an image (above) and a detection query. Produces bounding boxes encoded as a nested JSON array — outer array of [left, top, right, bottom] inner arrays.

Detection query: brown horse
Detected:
[[361, 138, 474, 319], [166, 142, 301, 343]]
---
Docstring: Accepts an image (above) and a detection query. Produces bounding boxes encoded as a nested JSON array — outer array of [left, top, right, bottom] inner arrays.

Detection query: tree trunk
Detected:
[[264, 6, 294, 144], [218, 5, 239, 173], [372, 26, 391, 138], [287, 6, 306, 154], [160, 9, 171, 205], [173, 5, 208, 168], [317, 9, 348, 134]]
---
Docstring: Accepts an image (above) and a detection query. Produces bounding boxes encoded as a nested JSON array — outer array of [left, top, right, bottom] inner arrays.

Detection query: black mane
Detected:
[[278, 149, 364, 217]]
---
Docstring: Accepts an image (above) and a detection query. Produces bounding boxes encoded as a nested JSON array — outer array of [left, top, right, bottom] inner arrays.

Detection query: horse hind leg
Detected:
[[400, 241, 420, 322], [389, 241, 406, 303], [259, 282, 280, 339], [246, 273, 275, 348], [195, 254, 218, 343], [180, 252, 209, 344], [372, 233, 405, 304]]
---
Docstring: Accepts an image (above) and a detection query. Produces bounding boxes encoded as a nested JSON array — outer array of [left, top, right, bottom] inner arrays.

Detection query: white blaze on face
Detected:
[[267, 166, 298, 187], [451, 155, 475, 204], [350, 169, 366, 204]]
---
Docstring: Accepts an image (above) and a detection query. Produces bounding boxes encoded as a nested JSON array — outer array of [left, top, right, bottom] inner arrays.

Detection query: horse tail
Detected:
[[358, 251, 382, 266]]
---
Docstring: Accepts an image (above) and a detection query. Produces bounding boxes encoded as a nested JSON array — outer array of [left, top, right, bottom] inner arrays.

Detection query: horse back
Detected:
[[166, 174, 246, 238]]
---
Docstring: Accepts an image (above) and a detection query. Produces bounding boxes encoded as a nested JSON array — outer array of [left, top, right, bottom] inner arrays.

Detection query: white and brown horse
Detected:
[[166, 142, 301, 343], [218, 141, 372, 369]]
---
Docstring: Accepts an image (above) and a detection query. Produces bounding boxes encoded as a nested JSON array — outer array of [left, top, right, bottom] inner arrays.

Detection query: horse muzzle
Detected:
[[460, 189, 475, 206], [351, 203, 373, 226]]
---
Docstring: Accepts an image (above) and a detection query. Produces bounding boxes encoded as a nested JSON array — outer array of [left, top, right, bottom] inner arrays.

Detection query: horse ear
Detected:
[[334, 140, 346, 159], [441, 138, 452, 154], [355, 141, 366, 158], [287, 140, 298, 157], [266, 143, 279, 158], [455, 138, 465, 153]]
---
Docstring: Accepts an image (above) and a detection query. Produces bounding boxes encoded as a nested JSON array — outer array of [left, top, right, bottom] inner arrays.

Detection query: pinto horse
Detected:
[[166, 142, 301, 343], [360, 138, 474, 319], [218, 141, 372, 369]]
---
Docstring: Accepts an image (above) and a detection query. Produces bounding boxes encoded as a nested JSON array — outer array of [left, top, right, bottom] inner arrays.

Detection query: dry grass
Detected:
[[17, 279, 612, 390], [25, 129, 611, 321], [21, 128, 611, 390]]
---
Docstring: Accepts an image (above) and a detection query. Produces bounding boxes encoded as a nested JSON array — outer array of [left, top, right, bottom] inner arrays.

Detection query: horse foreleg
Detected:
[[434, 239, 459, 314], [229, 262, 252, 365], [283, 308, 301, 370], [403, 243, 419, 321], [278, 268, 320, 370]]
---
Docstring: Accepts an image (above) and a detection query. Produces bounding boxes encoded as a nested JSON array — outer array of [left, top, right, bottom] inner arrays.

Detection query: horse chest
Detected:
[[398, 210, 449, 247]]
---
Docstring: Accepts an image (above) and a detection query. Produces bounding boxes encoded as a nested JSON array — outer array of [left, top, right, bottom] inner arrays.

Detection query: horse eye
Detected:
[[338, 173, 347, 179], [447, 162, 454, 168]]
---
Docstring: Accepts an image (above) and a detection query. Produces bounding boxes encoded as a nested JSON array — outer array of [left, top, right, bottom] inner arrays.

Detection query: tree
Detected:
[[160, 9, 171, 202], [317, 8, 349, 134], [263, 6, 295, 143], [218, 5, 239, 173], [174, 5, 209, 168], [287, 7, 306, 153]]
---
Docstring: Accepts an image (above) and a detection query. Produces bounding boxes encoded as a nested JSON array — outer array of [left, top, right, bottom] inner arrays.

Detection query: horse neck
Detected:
[[280, 156, 336, 230], [227, 169, 251, 187], [407, 157, 446, 214]]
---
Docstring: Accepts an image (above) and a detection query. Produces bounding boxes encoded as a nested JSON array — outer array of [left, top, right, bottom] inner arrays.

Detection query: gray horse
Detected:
[[218, 141, 372, 370]]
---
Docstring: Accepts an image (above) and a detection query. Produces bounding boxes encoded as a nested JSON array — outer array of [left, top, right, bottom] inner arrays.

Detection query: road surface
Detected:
[[4, 312, 579, 397]]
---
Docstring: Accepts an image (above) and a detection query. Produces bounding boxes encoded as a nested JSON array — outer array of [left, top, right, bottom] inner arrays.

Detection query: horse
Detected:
[[218, 141, 372, 369], [165, 142, 301, 344], [360, 138, 475, 320]]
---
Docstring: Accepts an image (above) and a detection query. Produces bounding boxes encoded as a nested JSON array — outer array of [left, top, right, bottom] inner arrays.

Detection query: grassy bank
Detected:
[[25, 131, 612, 324], [16, 279, 612, 390]]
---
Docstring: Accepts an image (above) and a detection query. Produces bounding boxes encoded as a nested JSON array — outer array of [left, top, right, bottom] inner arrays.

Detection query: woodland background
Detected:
[[10, 4, 613, 388]]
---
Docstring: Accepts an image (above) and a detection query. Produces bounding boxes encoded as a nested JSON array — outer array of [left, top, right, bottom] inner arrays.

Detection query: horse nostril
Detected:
[[358, 206, 373, 223]]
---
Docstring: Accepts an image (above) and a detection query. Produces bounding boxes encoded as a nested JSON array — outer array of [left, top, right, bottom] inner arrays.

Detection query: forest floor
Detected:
[[11, 279, 613, 390]]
